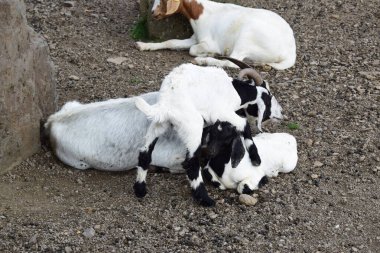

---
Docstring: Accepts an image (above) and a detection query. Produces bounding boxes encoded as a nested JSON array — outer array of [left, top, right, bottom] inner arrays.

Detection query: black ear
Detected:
[[231, 136, 245, 168], [261, 80, 271, 92]]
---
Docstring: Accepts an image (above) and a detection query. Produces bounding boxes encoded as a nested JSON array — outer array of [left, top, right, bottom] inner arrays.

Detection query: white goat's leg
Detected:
[[189, 40, 220, 57], [134, 122, 169, 198], [193, 52, 245, 68], [193, 57, 240, 68], [176, 115, 215, 207], [136, 35, 197, 51]]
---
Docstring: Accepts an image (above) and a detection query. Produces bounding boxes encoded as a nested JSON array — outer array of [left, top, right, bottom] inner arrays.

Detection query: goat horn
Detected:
[[238, 68, 263, 86], [216, 56, 263, 85], [216, 56, 252, 69]]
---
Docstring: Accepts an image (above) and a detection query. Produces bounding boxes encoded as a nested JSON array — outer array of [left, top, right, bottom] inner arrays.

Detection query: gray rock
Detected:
[[64, 246, 73, 253], [239, 194, 258, 206], [0, 0, 56, 173], [83, 227, 95, 238]]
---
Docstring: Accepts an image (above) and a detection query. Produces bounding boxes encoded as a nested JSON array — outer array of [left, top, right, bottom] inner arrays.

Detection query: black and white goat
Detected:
[[137, 0, 296, 69], [134, 63, 282, 206], [202, 121, 298, 194]]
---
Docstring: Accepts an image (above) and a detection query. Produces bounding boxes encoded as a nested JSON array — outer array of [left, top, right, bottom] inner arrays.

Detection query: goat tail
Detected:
[[134, 97, 169, 123]]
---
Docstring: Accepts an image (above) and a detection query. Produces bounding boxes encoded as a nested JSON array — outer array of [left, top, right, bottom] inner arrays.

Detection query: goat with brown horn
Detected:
[[216, 56, 263, 86]]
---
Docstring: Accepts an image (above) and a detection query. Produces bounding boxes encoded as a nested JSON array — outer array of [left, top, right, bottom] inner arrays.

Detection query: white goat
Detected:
[[137, 0, 296, 69], [203, 121, 298, 194], [44, 92, 187, 173]]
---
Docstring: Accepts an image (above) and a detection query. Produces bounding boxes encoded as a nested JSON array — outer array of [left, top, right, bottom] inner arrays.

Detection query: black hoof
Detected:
[[242, 184, 254, 194], [133, 182, 147, 198], [211, 181, 221, 188], [200, 196, 216, 207], [258, 176, 269, 188], [192, 183, 215, 207]]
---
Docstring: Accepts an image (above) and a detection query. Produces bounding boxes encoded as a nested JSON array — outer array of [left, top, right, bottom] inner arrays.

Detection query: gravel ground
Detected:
[[1, 0, 379, 252]]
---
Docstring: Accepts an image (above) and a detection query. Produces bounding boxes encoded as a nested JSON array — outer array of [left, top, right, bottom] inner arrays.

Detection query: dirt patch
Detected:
[[1, 0, 379, 252]]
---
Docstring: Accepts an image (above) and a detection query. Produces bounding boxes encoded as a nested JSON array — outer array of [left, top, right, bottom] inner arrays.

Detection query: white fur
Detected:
[[205, 133, 298, 193], [135, 64, 248, 154], [137, 0, 296, 69], [45, 92, 186, 173]]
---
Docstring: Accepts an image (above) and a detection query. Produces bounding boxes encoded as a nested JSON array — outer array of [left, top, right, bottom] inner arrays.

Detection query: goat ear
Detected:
[[261, 80, 270, 92], [231, 136, 245, 168], [166, 0, 180, 15]]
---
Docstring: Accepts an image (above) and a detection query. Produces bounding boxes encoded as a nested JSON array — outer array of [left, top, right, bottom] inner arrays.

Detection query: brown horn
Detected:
[[238, 68, 263, 85], [215, 56, 252, 69]]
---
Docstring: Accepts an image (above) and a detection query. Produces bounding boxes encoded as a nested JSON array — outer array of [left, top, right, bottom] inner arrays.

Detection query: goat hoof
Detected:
[[258, 176, 269, 188], [242, 184, 254, 194], [133, 182, 147, 198], [200, 196, 216, 207]]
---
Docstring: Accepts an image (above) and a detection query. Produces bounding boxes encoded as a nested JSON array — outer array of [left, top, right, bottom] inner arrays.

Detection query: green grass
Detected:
[[287, 122, 300, 130], [129, 78, 142, 85], [131, 17, 149, 41]]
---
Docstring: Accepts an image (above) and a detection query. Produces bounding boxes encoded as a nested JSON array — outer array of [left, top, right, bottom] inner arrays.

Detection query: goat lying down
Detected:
[[134, 63, 282, 206], [202, 121, 298, 194], [137, 0, 296, 69], [45, 66, 280, 174], [44, 92, 187, 173]]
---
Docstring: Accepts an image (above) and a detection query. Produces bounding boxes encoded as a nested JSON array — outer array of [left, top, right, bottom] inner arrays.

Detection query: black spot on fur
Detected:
[[191, 183, 215, 207], [248, 144, 261, 166], [258, 176, 269, 188], [182, 146, 202, 180], [261, 92, 272, 121], [138, 138, 158, 169], [202, 169, 213, 182], [133, 181, 147, 198], [242, 184, 254, 194], [242, 122, 253, 140], [232, 79, 258, 106], [246, 104, 258, 118], [235, 108, 246, 117]]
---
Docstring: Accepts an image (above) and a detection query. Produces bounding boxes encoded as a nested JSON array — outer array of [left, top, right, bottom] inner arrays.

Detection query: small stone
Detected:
[[69, 75, 79, 80], [107, 56, 127, 65], [76, 178, 83, 185], [262, 65, 272, 72], [359, 71, 379, 80], [63, 1, 75, 7], [351, 247, 358, 252], [208, 212, 218, 219], [307, 111, 317, 117], [311, 174, 319, 179], [239, 194, 258, 206], [216, 199, 225, 204], [83, 228, 95, 238], [94, 224, 101, 230], [306, 139, 313, 147], [29, 234, 38, 244], [174, 226, 181, 231], [331, 14, 340, 19], [65, 246, 73, 253], [314, 161, 324, 167], [128, 64, 134, 69]]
